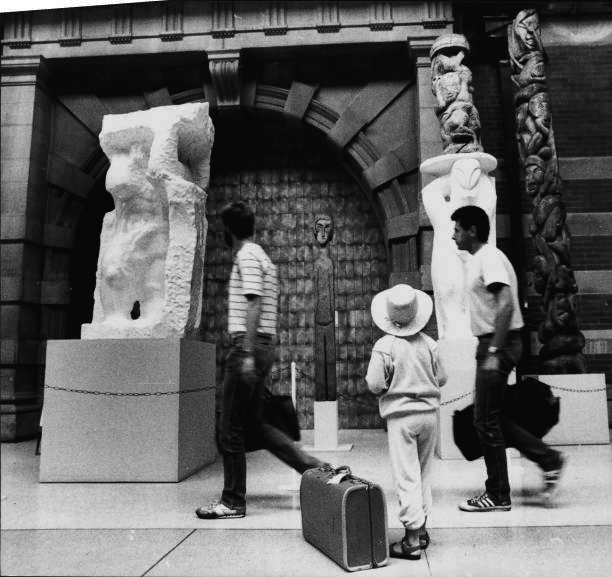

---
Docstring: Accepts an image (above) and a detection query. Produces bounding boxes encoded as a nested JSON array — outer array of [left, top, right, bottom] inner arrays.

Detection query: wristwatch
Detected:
[[487, 346, 499, 355]]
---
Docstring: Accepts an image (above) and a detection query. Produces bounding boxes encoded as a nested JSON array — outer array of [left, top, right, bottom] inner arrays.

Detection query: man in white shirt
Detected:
[[451, 205, 565, 511]]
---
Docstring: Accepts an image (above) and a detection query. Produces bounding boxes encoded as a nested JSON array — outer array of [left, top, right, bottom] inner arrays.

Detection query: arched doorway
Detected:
[[201, 121, 388, 429]]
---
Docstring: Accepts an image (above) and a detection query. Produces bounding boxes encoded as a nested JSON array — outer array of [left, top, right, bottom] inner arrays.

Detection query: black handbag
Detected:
[[245, 387, 301, 452], [452, 377, 561, 461], [452, 404, 482, 461]]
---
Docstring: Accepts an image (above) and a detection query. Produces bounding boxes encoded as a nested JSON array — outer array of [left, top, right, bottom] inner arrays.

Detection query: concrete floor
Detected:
[[2, 429, 611, 577]]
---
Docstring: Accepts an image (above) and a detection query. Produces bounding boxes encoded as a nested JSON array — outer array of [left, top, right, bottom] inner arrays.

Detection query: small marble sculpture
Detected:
[[430, 33, 483, 154], [422, 153, 497, 339], [81, 102, 214, 339], [313, 213, 337, 402], [509, 8, 585, 373]]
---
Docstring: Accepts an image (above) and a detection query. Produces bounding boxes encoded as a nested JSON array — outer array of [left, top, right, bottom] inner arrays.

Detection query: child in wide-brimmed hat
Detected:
[[366, 284, 446, 560]]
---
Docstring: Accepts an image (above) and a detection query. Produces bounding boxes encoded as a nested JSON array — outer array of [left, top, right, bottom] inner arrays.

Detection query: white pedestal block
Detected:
[[39, 339, 217, 482], [310, 401, 352, 452], [538, 374, 610, 445], [437, 337, 477, 459]]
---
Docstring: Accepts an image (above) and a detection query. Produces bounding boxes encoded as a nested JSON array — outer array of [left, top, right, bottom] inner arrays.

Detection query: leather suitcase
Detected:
[[300, 466, 388, 571]]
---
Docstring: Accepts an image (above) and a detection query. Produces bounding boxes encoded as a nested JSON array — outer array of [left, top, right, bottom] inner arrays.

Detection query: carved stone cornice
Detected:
[[3, 12, 32, 49], [109, 4, 133, 44], [212, 1, 235, 39], [369, 2, 394, 31], [317, 1, 341, 33], [59, 8, 82, 47], [207, 50, 241, 111], [264, 1, 288, 36], [160, 1, 184, 42], [421, 1, 452, 29]]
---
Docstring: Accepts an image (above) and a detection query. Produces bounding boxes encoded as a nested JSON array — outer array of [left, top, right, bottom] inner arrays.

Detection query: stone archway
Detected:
[[201, 121, 388, 429], [28, 66, 424, 438]]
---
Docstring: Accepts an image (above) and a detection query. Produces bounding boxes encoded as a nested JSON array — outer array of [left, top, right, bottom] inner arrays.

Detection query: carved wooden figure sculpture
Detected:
[[509, 8, 585, 373], [430, 33, 483, 154], [313, 213, 337, 401]]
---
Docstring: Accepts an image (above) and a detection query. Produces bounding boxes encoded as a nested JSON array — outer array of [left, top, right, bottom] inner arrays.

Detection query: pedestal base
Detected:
[[39, 338, 217, 482], [537, 374, 609, 445], [437, 337, 476, 459], [306, 401, 352, 452]]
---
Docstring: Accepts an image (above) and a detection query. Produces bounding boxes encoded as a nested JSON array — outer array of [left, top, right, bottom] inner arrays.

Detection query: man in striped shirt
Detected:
[[196, 201, 323, 520]]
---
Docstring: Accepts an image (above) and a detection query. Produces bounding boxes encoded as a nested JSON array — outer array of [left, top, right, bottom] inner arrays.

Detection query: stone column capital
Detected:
[[1, 55, 50, 89], [407, 38, 436, 68]]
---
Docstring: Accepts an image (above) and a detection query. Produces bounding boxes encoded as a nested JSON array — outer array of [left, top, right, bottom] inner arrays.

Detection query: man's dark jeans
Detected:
[[218, 333, 321, 509], [474, 331, 561, 503]]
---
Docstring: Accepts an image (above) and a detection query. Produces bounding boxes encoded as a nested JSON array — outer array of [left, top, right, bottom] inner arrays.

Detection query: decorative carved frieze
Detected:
[[59, 8, 82, 47], [509, 8, 586, 373], [369, 2, 393, 31], [3, 12, 32, 49], [264, 1, 288, 36], [212, 1, 235, 38], [160, 1, 183, 42], [208, 51, 241, 110], [422, 1, 450, 29], [317, 1, 340, 33], [109, 4, 133, 44]]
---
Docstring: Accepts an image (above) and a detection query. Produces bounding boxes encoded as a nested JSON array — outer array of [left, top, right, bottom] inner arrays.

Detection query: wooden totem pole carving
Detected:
[[430, 33, 483, 154], [509, 8, 586, 373]]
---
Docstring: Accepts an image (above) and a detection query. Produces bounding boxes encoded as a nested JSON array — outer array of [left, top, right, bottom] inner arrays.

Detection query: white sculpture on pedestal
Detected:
[[421, 153, 497, 339], [82, 102, 214, 339], [421, 151, 498, 459]]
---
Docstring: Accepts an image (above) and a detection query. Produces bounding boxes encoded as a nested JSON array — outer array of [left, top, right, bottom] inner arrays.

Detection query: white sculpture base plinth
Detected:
[[39, 339, 217, 482], [538, 374, 609, 445], [307, 401, 353, 452], [437, 336, 477, 459]]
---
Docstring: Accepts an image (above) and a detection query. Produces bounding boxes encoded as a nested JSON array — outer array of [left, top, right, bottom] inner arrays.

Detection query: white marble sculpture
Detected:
[[421, 152, 497, 339], [421, 151, 497, 458], [81, 102, 214, 339]]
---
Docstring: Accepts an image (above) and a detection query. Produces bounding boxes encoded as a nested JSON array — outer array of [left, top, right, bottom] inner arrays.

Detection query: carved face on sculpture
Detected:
[[314, 214, 334, 247], [514, 9, 541, 54], [529, 92, 550, 123], [440, 102, 481, 152], [525, 156, 546, 197]]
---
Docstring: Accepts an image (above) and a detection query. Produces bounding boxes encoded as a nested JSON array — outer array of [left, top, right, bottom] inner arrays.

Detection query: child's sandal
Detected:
[[389, 538, 422, 560]]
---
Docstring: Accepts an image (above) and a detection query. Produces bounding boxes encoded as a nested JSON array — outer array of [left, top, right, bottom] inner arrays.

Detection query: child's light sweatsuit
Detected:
[[366, 332, 445, 530]]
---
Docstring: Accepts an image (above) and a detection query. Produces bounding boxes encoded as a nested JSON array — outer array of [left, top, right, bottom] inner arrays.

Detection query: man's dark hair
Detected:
[[451, 205, 490, 242], [220, 201, 255, 239]]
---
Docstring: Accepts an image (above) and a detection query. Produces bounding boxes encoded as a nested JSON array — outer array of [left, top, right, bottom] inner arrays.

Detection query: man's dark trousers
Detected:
[[217, 333, 320, 509]]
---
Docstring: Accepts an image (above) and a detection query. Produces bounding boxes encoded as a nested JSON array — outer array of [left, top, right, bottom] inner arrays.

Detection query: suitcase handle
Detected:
[[325, 465, 352, 485]]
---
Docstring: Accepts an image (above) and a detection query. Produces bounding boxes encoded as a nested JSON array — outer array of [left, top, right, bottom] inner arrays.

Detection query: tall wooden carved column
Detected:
[[509, 9, 586, 373]]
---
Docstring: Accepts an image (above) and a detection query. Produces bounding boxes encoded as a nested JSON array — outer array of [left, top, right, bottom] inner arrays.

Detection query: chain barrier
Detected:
[[546, 383, 607, 393], [440, 391, 474, 406], [44, 384, 216, 397]]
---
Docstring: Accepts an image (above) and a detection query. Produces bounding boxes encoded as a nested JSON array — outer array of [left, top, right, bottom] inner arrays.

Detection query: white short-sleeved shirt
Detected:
[[466, 244, 524, 336], [228, 241, 278, 335]]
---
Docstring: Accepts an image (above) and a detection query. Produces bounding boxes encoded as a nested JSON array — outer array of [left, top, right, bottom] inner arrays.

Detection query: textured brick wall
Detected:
[[199, 128, 388, 429]]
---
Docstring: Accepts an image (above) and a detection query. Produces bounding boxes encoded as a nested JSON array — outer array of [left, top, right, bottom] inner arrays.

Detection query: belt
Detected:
[[477, 329, 522, 340], [230, 332, 273, 343]]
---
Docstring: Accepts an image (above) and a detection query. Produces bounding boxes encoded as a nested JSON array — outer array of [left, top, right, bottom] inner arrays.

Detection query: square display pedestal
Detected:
[[305, 401, 353, 452], [39, 338, 217, 482], [538, 373, 609, 445]]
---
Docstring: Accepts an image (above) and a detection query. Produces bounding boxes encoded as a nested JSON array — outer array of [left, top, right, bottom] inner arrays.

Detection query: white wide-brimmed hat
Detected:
[[371, 284, 433, 337]]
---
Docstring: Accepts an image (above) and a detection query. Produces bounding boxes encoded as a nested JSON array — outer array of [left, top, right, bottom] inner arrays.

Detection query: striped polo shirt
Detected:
[[228, 241, 278, 336]]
